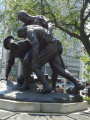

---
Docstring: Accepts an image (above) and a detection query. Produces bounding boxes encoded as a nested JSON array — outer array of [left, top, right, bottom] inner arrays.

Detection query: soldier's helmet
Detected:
[[3, 36, 14, 50]]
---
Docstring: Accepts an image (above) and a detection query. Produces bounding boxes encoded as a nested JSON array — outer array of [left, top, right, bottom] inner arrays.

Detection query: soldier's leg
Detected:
[[20, 50, 32, 90], [34, 42, 58, 93], [17, 72, 24, 86], [51, 56, 85, 93], [49, 62, 58, 91], [34, 68, 52, 94], [51, 71, 58, 92], [36, 42, 58, 67], [17, 72, 35, 85]]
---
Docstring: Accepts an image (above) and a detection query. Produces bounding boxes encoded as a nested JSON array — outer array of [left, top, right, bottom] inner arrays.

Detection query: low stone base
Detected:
[[0, 99, 88, 113]]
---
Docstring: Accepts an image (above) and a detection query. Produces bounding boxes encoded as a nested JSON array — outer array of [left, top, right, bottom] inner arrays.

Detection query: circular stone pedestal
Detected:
[[0, 99, 88, 113], [0, 80, 88, 113]]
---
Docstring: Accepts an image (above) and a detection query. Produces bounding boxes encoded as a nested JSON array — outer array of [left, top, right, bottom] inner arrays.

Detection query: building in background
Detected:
[[63, 55, 80, 78], [0, 59, 2, 74]]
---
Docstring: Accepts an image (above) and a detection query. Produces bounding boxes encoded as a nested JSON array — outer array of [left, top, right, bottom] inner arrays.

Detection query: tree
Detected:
[[0, 0, 90, 55], [81, 53, 90, 83], [43, 0, 90, 55]]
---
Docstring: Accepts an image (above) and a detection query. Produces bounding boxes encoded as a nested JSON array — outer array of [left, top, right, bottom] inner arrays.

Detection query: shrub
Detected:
[[84, 96, 90, 105]]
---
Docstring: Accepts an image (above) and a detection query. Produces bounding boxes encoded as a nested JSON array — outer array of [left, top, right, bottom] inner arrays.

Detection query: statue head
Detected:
[[17, 26, 27, 38], [3, 36, 18, 50], [18, 10, 30, 23]]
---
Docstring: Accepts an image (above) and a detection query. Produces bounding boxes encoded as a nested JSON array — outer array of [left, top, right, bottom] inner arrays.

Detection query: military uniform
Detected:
[[6, 40, 32, 81]]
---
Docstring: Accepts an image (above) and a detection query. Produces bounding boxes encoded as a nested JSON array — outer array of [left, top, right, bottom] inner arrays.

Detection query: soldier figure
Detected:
[[3, 36, 33, 84]]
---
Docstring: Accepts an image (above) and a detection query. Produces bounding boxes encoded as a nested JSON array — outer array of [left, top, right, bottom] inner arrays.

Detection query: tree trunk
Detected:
[[81, 36, 90, 56]]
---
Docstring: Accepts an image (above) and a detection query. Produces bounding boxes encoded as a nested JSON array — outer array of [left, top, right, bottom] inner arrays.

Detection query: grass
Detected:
[[84, 96, 90, 105]]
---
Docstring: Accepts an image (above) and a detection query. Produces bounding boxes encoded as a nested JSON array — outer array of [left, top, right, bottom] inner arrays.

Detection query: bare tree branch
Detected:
[[44, 0, 81, 40], [51, 13, 81, 39], [87, 34, 90, 38], [83, 11, 90, 23], [55, 24, 81, 40], [74, 21, 80, 30], [41, 0, 45, 15], [80, 0, 89, 37], [80, 0, 89, 21], [58, 22, 80, 30]]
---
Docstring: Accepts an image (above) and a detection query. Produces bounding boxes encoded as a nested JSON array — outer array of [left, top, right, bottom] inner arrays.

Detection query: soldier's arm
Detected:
[[41, 15, 53, 35], [43, 15, 53, 34], [27, 30, 39, 70], [6, 53, 15, 80], [40, 15, 53, 42], [47, 21, 53, 35], [56, 40, 66, 69], [31, 44, 39, 70]]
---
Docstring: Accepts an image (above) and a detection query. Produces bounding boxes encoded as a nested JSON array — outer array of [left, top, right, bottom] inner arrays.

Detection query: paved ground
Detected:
[[0, 106, 90, 120]]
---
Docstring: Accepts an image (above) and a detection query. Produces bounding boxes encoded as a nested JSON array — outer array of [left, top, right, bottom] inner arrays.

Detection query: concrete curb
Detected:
[[0, 99, 88, 113]]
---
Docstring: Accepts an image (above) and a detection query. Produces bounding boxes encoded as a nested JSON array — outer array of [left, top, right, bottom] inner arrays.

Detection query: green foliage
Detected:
[[0, 0, 81, 34], [44, 0, 81, 33], [84, 96, 90, 104], [0, 1, 81, 31], [0, 0, 42, 41], [81, 53, 90, 83], [53, 28, 80, 56], [0, 0, 89, 55]]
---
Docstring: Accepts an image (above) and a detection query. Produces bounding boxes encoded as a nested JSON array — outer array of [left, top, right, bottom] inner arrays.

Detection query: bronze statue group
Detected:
[[4, 10, 85, 94]]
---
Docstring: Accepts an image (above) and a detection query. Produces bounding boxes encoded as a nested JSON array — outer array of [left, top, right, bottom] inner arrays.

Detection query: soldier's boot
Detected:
[[19, 76, 30, 90], [35, 69, 52, 94], [40, 79, 52, 94], [62, 70, 85, 94], [67, 81, 85, 94], [17, 73, 24, 87], [72, 82, 85, 94]]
